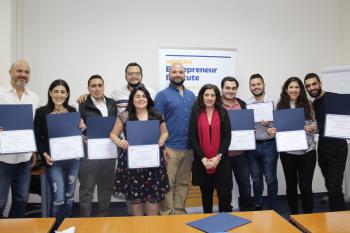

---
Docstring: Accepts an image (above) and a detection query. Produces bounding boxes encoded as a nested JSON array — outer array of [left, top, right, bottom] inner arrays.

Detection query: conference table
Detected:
[[290, 210, 350, 233], [58, 210, 300, 233], [0, 218, 55, 233]]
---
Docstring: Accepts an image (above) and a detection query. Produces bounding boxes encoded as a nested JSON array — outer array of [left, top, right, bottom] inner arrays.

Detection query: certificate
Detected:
[[276, 130, 308, 152], [0, 129, 37, 154], [229, 130, 256, 151], [49, 135, 84, 161], [127, 144, 160, 169], [247, 102, 274, 122], [87, 138, 117, 159], [324, 114, 350, 139]]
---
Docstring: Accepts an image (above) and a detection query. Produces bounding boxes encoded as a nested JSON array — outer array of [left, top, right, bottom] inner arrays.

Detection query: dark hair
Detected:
[[125, 62, 143, 77], [88, 74, 104, 86], [277, 77, 313, 120], [127, 84, 154, 120], [249, 73, 265, 84], [46, 79, 72, 112], [304, 73, 320, 83], [192, 84, 226, 120], [221, 76, 239, 89]]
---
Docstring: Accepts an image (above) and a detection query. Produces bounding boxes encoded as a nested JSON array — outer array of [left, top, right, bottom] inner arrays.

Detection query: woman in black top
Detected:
[[34, 79, 84, 229], [110, 85, 169, 216], [189, 84, 232, 213]]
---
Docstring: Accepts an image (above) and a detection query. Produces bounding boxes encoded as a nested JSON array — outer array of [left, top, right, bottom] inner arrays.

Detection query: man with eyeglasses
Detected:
[[110, 62, 156, 114], [77, 62, 156, 215], [78, 62, 155, 113]]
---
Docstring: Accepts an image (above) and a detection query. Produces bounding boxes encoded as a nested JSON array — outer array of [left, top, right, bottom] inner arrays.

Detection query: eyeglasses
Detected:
[[127, 72, 141, 76]]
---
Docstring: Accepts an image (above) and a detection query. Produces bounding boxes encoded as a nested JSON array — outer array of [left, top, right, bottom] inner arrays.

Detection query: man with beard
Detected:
[[77, 63, 156, 214], [247, 74, 278, 211], [78, 62, 156, 113], [304, 73, 348, 211], [221, 76, 252, 211], [155, 63, 196, 215], [0, 60, 40, 217], [110, 62, 156, 114]]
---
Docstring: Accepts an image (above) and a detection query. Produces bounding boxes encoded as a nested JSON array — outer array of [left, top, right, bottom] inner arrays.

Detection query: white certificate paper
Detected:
[[128, 144, 160, 169], [49, 135, 84, 161], [0, 129, 37, 154], [324, 114, 350, 139], [247, 102, 274, 122], [87, 138, 117, 159], [229, 130, 256, 151], [276, 130, 308, 152]]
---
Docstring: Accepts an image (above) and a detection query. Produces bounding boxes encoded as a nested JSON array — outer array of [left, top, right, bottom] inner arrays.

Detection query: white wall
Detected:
[[3, 0, 349, 197], [339, 0, 350, 64], [20, 0, 341, 104], [0, 0, 13, 86]]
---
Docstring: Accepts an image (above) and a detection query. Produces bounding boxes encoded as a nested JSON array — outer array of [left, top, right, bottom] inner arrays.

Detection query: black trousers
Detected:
[[280, 150, 316, 214], [199, 185, 232, 213], [318, 140, 348, 211]]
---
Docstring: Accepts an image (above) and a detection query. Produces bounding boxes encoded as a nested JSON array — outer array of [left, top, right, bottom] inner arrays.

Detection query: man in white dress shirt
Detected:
[[0, 60, 39, 217]]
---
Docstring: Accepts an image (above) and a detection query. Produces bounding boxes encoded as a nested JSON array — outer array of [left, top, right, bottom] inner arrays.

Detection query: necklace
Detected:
[[52, 107, 67, 114]]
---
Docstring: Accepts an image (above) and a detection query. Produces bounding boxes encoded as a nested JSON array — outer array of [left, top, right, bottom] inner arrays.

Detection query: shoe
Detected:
[[252, 204, 263, 211]]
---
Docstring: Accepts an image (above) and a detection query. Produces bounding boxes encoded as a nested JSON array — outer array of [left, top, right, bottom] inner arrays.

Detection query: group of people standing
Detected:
[[0, 60, 348, 230]]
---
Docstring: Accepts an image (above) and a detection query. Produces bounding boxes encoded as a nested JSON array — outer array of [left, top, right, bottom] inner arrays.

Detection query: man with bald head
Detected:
[[0, 60, 39, 217], [155, 63, 195, 215]]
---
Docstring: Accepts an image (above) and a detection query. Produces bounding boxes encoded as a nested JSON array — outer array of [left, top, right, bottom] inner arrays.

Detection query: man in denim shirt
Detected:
[[155, 63, 195, 215], [247, 74, 278, 211]]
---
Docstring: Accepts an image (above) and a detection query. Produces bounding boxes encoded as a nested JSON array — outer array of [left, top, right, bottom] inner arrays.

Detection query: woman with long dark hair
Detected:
[[34, 79, 85, 228], [267, 77, 317, 214], [110, 85, 169, 216], [189, 84, 232, 213]]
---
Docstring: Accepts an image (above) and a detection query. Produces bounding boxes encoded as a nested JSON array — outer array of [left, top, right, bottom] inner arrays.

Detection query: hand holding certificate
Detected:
[[47, 112, 84, 161], [228, 110, 256, 151], [325, 114, 350, 139], [273, 108, 308, 152], [86, 116, 117, 159], [126, 120, 160, 169], [0, 104, 37, 154], [324, 93, 350, 139], [247, 101, 274, 122]]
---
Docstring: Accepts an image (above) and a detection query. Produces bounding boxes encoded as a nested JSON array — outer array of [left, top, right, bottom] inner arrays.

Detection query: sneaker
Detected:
[[252, 204, 263, 211]]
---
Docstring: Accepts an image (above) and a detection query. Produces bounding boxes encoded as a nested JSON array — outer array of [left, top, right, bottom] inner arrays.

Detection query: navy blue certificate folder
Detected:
[[47, 112, 82, 138], [186, 212, 251, 233], [125, 120, 160, 145], [0, 104, 33, 130], [273, 108, 305, 131], [86, 116, 116, 139], [228, 109, 255, 130], [324, 93, 350, 115]]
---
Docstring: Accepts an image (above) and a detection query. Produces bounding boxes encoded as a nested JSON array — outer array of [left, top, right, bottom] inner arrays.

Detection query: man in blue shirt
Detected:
[[155, 63, 195, 215]]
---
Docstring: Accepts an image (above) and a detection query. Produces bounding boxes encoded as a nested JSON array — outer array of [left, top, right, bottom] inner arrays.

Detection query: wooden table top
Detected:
[[0, 218, 55, 233], [59, 210, 299, 233], [290, 210, 350, 233]]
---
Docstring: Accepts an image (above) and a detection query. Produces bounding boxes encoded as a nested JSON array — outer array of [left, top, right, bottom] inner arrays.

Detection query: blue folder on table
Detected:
[[0, 104, 33, 130], [273, 108, 305, 131], [324, 93, 350, 115], [86, 116, 116, 139], [125, 120, 160, 145], [186, 212, 251, 233], [228, 109, 255, 130], [47, 112, 82, 138]]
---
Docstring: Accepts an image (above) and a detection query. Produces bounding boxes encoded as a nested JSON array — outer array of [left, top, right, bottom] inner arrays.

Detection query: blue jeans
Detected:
[[0, 161, 31, 218], [248, 140, 278, 209], [229, 153, 252, 211], [46, 159, 79, 226]]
